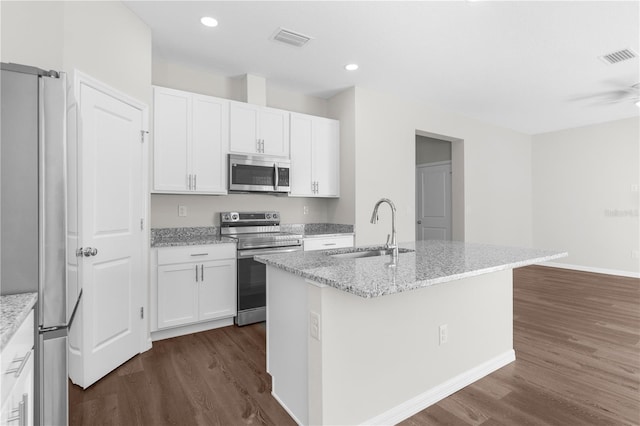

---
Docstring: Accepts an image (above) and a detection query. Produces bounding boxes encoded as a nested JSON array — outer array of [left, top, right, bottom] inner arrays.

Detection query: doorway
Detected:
[[415, 133, 464, 241]]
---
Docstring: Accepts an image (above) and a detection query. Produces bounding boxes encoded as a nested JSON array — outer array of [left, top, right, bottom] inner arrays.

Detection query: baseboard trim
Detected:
[[362, 349, 516, 426], [271, 388, 305, 426], [150, 317, 234, 341], [537, 261, 639, 279]]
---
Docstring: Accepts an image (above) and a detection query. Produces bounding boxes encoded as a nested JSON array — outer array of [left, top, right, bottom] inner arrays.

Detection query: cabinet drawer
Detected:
[[1, 310, 34, 406], [157, 244, 236, 265], [304, 235, 354, 251]]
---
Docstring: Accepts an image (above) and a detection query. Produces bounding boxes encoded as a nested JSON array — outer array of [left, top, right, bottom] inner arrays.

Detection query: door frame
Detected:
[[415, 131, 465, 242], [72, 70, 151, 356]]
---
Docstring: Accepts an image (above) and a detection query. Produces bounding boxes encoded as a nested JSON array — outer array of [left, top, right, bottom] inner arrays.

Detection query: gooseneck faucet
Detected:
[[370, 198, 398, 263]]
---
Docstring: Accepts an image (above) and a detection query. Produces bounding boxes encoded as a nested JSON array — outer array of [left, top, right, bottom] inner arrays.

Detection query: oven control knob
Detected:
[[231, 212, 239, 221], [222, 214, 229, 221], [272, 213, 279, 220], [266, 213, 271, 219]]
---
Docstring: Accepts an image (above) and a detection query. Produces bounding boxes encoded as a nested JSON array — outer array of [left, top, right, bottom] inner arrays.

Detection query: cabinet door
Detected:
[[192, 95, 228, 194], [199, 259, 237, 321], [0, 348, 33, 426], [260, 107, 290, 157], [153, 88, 190, 191], [229, 102, 260, 154], [157, 263, 199, 329], [289, 113, 314, 196], [313, 118, 340, 197]]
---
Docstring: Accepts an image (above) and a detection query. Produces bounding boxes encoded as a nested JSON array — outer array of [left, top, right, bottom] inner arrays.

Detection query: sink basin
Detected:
[[328, 247, 414, 259]]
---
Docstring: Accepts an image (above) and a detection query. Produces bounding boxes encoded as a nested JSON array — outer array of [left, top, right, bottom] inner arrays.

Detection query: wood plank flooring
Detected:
[[70, 265, 640, 425]]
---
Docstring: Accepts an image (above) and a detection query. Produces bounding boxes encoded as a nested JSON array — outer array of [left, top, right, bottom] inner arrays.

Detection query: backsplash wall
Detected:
[[150, 194, 330, 228]]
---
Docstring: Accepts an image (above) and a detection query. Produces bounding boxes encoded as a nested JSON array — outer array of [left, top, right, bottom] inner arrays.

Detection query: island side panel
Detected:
[[266, 266, 309, 425], [310, 269, 514, 426]]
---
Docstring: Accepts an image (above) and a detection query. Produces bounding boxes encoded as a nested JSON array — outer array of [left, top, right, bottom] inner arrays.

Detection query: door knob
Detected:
[[417, 220, 422, 224], [83, 247, 98, 257]]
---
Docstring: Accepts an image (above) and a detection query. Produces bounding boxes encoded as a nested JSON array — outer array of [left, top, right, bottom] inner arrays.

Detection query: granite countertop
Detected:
[[151, 227, 236, 248], [255, 240, 567, 298], [1, 292, 37, 352], [151, 224, 355, 247], [281, 223, 354, 237]]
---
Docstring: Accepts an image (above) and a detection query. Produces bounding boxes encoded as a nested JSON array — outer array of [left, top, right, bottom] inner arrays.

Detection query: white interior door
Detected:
[[78, 80, 145, 388], [416, 162, 452, 241]]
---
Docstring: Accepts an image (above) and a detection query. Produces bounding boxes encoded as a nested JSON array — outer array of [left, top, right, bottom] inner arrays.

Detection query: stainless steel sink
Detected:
[[328, 247, 413, 259]]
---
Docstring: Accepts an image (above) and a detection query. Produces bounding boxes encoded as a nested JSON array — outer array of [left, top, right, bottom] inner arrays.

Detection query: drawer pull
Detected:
[[190, 253, 209, 257], [7, 393, 28, 424], [5, 350, 31, 378], [323, 243, 337, 246]]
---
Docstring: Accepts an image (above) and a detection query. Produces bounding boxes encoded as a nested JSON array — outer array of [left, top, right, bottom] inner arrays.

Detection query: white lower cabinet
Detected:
[[303, 235, 354, 251], [1, 310, 34, 426], [153, 244, 236, 333]]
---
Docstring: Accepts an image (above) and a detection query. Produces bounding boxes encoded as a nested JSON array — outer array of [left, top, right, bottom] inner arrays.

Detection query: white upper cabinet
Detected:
[[290, 113, 340, 197], [153, 86, 228, 194], [229, 101, 290, 157]]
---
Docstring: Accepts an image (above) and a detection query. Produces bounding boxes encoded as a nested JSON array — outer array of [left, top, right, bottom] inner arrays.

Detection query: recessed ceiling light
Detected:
[[345, 64, 359, 71], [200, 16, 218, 27]]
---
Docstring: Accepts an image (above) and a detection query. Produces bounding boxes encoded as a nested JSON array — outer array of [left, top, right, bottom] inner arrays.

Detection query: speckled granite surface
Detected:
[[255, 240, 567, 298], [281, 223, 354, 237], [1, 292, 37, 352], [151, 227, 236, 247]]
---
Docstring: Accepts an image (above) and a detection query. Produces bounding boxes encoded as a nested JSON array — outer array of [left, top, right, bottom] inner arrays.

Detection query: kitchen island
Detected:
[[256, 240, 566, 425]]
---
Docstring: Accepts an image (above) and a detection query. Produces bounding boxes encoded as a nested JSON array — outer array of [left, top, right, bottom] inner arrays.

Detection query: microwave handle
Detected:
[[274, 163, 279, 191]]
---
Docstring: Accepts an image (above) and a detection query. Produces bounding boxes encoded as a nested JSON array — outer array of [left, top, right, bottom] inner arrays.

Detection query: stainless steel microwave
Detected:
[[228, 154, 291, 193]]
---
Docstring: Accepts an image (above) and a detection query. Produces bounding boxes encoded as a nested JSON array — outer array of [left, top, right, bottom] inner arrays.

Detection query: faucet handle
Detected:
[[385, 234, 390, 247]]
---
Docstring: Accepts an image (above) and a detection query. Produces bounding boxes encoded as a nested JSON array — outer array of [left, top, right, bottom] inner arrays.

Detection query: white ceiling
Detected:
[[124, 1, 640, 135]]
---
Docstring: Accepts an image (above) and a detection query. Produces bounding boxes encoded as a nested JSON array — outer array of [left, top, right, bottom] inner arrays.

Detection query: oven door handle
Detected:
[[238, 247, 301, 258]]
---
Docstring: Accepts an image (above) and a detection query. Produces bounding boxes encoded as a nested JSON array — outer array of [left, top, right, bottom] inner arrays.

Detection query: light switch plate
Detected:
[[178, 205, 187, 217]]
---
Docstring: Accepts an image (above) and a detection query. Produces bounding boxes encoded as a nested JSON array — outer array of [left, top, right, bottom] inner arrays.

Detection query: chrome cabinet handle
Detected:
[[195, 264, 198, 282], [6, 350, 31, 378], [190, 253, 209, 257], [6, 393, 27, 425], [193, 174, 197, 191], [83, 247, 98, 257], [201, 264, 204, 281]]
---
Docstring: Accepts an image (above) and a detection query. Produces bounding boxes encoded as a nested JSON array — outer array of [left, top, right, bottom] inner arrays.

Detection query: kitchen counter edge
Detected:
[[1, 292, 37, 352]]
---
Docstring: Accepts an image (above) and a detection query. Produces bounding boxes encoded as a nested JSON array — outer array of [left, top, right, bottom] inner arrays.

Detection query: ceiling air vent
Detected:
[[271, 28, 312, 48], [599, 48, 638, 65]]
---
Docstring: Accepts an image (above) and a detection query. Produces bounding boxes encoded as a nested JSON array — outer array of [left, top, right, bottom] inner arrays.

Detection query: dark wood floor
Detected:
[[70, 266, 640, 425]]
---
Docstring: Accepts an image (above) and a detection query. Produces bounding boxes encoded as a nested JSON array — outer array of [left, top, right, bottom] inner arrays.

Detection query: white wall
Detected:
[[1, 1, 64, 70], [532, 117, 640, 275], [150, 56, 334, 228], [348, 87, 533, 247], [326, 87, 357, 225]]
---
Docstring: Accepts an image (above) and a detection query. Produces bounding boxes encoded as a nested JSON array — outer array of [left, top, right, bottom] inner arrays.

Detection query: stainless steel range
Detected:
[[220, 211, 303, 326]]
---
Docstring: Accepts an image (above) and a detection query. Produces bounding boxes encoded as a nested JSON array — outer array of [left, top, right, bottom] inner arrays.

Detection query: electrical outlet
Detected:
[[309, 311, 321, 341], [178, 205, 187, 217], [631, 184, 639, 193], [439, 324, 448, 345], [303, 205, 309, 215]]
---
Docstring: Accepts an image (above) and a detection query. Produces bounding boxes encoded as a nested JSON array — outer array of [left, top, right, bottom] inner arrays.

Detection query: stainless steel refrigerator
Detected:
[[1, 62, 77, 426]]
